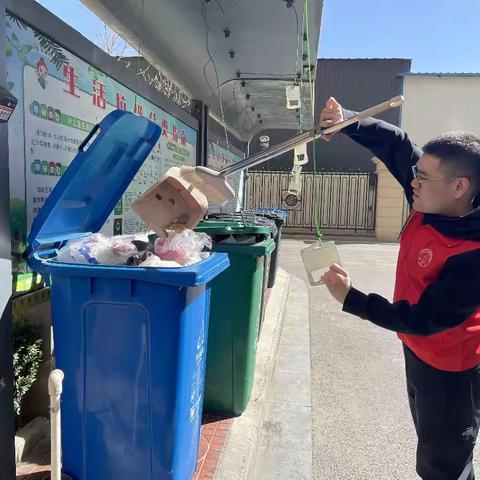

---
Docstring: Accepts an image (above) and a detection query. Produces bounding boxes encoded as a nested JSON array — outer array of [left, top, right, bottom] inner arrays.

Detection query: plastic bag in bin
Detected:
[[154, 230, 212, 266], [56, 234, 134, 265], [56, 230, 211, 267]]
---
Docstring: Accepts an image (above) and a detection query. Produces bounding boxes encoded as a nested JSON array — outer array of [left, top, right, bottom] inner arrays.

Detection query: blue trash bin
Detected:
[[25, 110, 230, 480]]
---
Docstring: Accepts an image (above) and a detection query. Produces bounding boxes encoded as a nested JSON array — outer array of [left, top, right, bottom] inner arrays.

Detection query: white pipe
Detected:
[[48, 369, 64, 480]]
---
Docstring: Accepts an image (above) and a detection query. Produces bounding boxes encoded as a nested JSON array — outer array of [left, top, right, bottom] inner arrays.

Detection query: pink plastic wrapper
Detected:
[[154, 230, 211, 266]]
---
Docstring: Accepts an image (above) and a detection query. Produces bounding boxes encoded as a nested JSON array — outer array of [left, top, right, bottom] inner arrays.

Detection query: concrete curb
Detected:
[[215, 268, 290, 480], [15, 416, 49, 464], [254, 274, 312, 479]]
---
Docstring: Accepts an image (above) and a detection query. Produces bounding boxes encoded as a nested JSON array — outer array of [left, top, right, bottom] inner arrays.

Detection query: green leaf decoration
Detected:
[[33, 31, 69, 70], [11, 32, 19, 45], [7, 82, 14, 91], [6, 43, 12, 57], [21, 44, 33, 54], [6, 13, 29, 31]]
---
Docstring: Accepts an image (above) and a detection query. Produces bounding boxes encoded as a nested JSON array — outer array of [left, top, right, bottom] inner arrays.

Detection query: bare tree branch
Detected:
[[95, 25, 128, 57]]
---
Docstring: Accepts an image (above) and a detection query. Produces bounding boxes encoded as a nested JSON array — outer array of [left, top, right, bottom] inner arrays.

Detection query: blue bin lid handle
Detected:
[[78, 122, 100, 152]]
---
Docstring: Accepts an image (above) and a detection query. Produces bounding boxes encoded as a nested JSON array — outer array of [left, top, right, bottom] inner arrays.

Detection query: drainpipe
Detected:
[[48, 369, 64, 480]]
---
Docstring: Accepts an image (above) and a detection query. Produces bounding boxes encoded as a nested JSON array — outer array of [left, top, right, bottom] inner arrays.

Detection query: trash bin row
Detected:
[[24, 111, 286, 480], [195, 219, 275, 415], [206, 208, 287, 288], [202, 210, 287, 339]]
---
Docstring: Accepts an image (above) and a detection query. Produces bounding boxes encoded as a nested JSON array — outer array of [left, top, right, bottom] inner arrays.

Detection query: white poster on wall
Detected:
[[6, 14, 197, 287]]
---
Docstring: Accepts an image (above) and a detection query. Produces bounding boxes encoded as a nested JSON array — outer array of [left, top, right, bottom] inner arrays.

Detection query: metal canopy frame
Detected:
[[80, 0, 323, 141]]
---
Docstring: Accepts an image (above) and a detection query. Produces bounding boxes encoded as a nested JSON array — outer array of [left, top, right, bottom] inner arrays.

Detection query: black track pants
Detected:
[[404, 345, 480, 480]]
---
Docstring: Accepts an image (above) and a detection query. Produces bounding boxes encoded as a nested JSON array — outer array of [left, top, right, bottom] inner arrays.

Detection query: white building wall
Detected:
[[401, 75, 480, 147], [372, 75, 480, 241]]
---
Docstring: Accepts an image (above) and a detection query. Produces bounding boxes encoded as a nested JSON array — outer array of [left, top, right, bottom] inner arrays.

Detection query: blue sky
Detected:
[[34, 0, 138, 56], [35, 0, 106, 45], [319, 0, 480, 73], [35, 0, 480, 73]]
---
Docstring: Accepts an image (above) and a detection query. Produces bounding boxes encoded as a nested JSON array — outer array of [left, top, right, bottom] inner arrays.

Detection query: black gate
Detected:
[[245, 169, 378, 234]]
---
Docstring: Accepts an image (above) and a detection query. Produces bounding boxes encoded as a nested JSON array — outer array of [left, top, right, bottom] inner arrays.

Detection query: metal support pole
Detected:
[[191, 100, 209, 167], [0, 0, 15, 477]]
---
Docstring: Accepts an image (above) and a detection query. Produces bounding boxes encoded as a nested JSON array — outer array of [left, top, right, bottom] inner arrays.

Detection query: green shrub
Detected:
[[12, 314, 43, 416]]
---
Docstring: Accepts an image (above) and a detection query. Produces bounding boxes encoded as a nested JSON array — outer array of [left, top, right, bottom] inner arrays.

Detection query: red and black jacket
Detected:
[[339, 111, 480, 372]]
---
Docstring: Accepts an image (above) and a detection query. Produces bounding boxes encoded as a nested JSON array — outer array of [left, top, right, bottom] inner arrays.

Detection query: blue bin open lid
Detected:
[[26, 110, 161, 258]]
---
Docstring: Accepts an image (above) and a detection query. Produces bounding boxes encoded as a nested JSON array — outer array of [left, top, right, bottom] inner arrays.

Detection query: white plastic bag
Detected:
[[56, 234, 139, 265], [56, 230, 210, 267], [139, 253, 181, 268], [154, 229, 211, 266]]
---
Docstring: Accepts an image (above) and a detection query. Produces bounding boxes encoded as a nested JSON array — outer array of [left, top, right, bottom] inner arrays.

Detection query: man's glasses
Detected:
[[411, 165, 460, 186]]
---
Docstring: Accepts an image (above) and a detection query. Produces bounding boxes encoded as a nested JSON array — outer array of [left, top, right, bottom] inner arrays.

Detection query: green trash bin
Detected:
[[195, 221, 276, 415], [206, 212, 278, 337]]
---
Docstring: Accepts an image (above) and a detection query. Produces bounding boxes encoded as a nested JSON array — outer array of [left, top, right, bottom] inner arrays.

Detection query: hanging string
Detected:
[[304, 0, 321, 243]]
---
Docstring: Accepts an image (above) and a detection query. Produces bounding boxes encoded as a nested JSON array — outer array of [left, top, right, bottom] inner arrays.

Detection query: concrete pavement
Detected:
[[255, 273, 312, 480], [274, 238, 480, 480]]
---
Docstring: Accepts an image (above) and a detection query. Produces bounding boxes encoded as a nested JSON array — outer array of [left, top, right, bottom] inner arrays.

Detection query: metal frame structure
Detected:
[[246, 168, 378, 234], [0, 0, 15, 475]]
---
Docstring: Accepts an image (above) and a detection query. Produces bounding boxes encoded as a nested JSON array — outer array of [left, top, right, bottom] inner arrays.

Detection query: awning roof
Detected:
[[80, 0, 323, 140]]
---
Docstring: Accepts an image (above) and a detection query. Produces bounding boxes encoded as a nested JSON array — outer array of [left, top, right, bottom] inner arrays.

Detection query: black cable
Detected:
[[201, 0, 230, 150], [239, 72, 297, 76], [201, 3, 220, 97], [202, 46, 218, 96], [216, 0, 243, 14], [200, 0, 216, 88], [214, 0, 226, 14]]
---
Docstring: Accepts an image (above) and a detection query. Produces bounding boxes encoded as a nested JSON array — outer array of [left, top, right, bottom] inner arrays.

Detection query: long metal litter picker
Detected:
[[170, 95, 405, 205], [132, 96, 406, 285]]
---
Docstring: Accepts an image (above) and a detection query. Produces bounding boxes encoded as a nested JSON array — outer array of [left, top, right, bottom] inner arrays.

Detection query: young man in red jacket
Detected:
[[319, 97, 480, 480]]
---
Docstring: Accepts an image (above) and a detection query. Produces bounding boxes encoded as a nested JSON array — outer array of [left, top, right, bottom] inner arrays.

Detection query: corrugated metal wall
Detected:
[[249, 58, 412, 172], [402, 75, 480, 147]]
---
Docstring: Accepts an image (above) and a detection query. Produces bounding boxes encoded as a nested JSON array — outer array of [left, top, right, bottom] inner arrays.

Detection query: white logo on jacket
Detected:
[[418, 248, 433, 268]]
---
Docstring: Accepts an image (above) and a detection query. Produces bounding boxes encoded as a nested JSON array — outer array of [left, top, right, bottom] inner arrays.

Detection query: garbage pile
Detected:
[[56, 229, 212, 268]]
